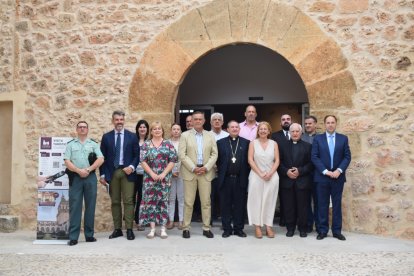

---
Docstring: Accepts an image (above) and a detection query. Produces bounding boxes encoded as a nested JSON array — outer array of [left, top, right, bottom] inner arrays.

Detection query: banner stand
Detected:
[[35, 137, 71, 245]]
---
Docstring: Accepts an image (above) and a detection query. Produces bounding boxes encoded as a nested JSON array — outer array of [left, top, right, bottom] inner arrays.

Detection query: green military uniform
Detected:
[[64, 138, 103, 241]]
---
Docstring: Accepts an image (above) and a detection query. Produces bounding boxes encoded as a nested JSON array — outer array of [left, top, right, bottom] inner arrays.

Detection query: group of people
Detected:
[[63, 106, 351, 246]]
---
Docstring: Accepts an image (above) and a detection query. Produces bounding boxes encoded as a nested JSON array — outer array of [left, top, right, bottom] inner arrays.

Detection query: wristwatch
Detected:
[[86, 168, 90, 172]]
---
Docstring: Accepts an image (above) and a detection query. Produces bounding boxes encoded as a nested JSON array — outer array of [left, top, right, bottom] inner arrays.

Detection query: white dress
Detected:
[[247, 139, 280, 226]]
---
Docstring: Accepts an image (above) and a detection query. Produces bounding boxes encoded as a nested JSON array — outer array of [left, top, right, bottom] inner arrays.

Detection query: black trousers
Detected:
[[220, 175, 245, 232], [134, 174, 143, 224], [211, 177, 220, 221], [281, 185, 310, 232]]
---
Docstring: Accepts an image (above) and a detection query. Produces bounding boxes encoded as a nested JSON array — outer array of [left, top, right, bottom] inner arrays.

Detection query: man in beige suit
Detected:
[[179, 111, 218, 238]]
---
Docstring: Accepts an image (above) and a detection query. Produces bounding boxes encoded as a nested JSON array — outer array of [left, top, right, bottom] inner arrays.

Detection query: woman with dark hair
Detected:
[[134, 119, 149, 231]]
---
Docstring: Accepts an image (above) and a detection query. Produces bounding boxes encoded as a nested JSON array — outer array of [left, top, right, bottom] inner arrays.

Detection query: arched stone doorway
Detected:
[[129, 0, 356, 128], [128, 0, 358, 230]]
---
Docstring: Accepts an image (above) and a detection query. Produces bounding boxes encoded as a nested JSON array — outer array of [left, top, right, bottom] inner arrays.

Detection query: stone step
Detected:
[[0, 216, 19, 233]]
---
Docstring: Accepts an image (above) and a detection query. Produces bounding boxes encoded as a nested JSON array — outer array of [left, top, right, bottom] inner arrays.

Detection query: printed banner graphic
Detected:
[[36, 137, 71, 241]]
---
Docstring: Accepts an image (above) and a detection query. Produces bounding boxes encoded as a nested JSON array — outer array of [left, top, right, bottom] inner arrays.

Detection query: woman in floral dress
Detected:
[[139, 121, 177, 239]]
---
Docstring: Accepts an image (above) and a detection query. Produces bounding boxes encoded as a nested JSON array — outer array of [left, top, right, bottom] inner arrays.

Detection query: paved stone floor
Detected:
[[1, 224, 414, 276]]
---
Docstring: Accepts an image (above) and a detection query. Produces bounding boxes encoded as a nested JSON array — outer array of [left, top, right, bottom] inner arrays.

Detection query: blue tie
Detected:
[[328, 135, 334, 169], [114, 132, 121, 167]]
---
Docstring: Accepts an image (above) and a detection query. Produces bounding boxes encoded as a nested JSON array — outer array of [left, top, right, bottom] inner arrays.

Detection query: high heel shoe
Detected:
[[266, 226, 275, 238], [255, 226, 263, 239]]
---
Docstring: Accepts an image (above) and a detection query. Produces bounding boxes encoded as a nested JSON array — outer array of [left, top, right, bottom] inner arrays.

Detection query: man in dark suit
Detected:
[[302, 115, 320, 234], [311, 115, 351, 241], [278, 123, 313, 238], [216, 120, 250, 238], [271, 114, 292, 227], [99, 110, 140, 240]]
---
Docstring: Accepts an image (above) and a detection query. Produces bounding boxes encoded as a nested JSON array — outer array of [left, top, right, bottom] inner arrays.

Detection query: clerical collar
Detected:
[[230, 136, 238, 141], [293, 141, 298, 144]]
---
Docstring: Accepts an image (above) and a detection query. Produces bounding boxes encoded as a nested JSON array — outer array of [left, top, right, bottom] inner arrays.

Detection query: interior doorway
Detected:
[[180, 103, 307, 132], [177, 43, 309, 129]]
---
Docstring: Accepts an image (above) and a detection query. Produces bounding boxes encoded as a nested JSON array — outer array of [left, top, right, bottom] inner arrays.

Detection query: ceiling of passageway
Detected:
[[179, 43, 308, 105]]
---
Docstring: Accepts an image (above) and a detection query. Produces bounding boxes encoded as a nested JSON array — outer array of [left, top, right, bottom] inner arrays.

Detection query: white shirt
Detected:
[[114, 129, 125, 165], [210, 129, 229, 141]]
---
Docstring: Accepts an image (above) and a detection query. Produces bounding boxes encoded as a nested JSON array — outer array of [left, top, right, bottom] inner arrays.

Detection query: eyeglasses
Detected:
[[77, 126, 88, 129]]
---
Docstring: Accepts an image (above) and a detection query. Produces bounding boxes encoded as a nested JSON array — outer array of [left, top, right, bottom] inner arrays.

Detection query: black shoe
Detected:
[[286, 230, 294, 237], [234, 230, 247, 238], [109, 229, 123, 239], [317, 233, 327, 240], [333, 233, 346, 241], [222, 231, 231, 238], [203, 230, 214, 238], [182, 230, 190, 239], [300, 232, 307, 238], [127, 229, 135, 240], [85, 237, 97, 242], [68, 240, 78, 246]]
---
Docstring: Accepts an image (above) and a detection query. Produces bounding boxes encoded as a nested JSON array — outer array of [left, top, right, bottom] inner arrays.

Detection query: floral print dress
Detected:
[[139, 140, 178, 226]]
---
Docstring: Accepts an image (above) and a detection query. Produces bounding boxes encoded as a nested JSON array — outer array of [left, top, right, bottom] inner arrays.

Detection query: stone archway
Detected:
[[129, 0, 356, 126]]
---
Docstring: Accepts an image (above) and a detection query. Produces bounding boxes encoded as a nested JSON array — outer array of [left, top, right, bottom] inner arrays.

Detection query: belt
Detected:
[[196, 164, 204, 168], [115, 165, 127, 169], [226, 174, 238, 178]]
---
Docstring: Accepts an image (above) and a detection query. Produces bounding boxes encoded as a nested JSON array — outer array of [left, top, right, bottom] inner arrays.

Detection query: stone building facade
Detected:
[[0, 0, 413, 239]]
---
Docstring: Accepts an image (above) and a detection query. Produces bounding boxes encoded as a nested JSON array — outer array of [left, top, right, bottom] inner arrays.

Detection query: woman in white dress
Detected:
[[247, 121, 280, 238]]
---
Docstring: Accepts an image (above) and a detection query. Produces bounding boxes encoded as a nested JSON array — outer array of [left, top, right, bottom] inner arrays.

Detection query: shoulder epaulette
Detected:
[[66, 139, 75, 144], [90, 138, 98, 143]]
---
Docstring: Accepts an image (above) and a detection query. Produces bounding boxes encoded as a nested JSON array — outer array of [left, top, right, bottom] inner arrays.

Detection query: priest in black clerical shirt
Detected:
[[216, 120, 250, 238], [277, 123, 313, 238]]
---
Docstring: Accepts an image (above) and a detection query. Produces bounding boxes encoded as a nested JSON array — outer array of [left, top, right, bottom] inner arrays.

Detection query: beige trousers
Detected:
[[183, 176, 211, 231]]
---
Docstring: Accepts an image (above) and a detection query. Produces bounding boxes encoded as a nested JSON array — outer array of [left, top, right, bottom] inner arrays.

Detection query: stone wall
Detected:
[[0, 0, 413, 239]]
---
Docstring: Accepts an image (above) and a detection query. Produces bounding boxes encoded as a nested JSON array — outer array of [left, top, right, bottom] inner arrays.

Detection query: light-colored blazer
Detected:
[[178, 129, 218, 181]]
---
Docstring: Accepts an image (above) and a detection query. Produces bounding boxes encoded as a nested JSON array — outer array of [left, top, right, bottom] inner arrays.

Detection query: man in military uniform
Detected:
[[64, 121, 104, 246]]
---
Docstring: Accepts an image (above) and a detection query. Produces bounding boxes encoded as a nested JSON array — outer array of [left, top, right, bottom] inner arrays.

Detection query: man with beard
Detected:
[[271, 114, 292, 227], [100, 110, 140, 240], [277, 123, 313, 238], [301, 115, 320, 234], [216, 121, 250, 238]]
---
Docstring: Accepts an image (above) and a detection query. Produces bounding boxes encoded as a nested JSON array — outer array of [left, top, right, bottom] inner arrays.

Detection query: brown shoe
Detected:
[[177, 222, 183, 230], [255, 226, 263, 239], [166, 221, 174, 230], [266, 226, 275, 238], [136, 224, 145, 231]]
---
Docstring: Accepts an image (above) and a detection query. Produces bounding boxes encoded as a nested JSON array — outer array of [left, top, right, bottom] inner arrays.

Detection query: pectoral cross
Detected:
[[231, 157, 236, 163]]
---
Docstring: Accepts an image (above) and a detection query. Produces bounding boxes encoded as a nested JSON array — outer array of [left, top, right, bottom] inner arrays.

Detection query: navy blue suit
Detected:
[[100, 129, 139, 229], [311, 132, 351, 235], [271, 129, 289, 226], [100, 130, 139, 183], [216, 136, 250, 233]]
